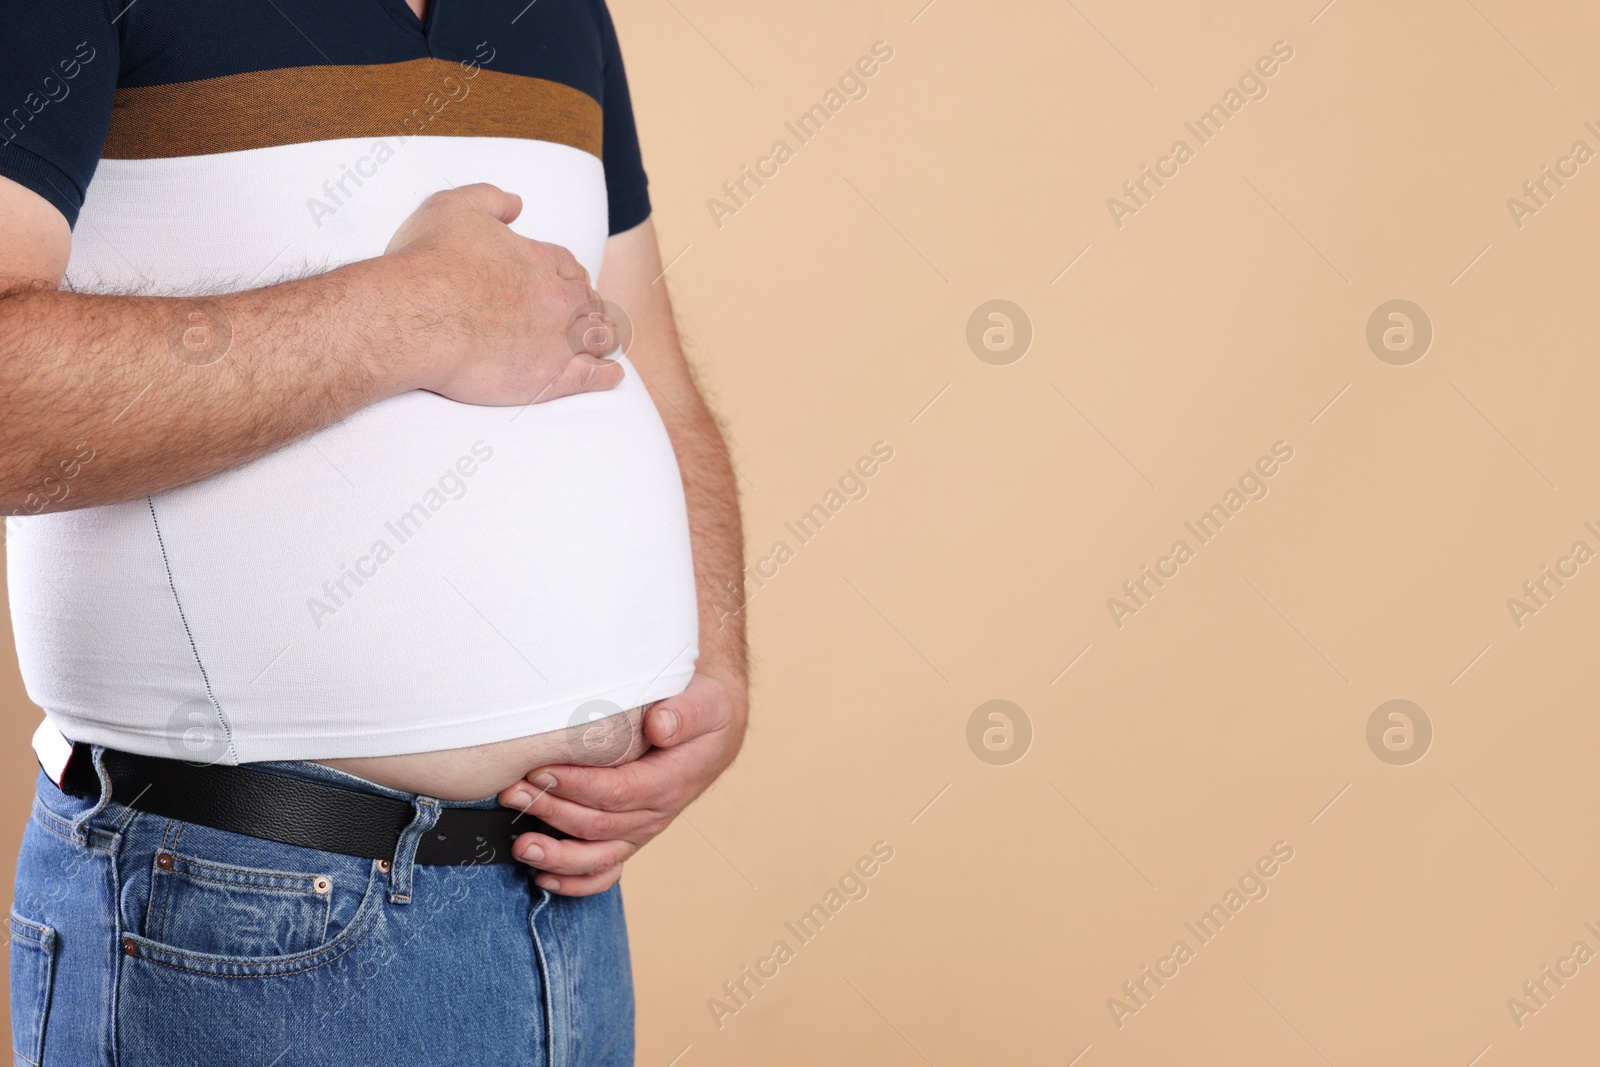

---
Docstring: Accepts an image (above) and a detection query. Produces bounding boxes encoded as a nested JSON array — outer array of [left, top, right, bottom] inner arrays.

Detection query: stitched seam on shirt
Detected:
[[147, 496, 238, 763]]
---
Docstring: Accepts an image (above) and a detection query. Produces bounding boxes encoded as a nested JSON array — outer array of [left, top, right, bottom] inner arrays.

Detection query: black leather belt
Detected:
[[59, 747, 565, 865]]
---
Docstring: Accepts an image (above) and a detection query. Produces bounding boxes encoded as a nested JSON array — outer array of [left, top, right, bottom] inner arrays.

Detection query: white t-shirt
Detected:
[[6, 135, 700, 764]]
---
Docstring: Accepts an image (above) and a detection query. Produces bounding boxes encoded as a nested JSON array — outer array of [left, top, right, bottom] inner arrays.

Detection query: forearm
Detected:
[[0, 259, 407, 513], [663, 373, 747, 688], [0, 181, 627, 517]]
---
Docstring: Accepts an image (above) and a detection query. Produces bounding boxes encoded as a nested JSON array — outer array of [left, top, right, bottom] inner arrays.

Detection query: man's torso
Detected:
[[3, 0, 698, 797]]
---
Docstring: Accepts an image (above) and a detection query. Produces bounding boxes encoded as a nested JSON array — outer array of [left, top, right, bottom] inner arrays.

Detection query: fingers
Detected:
[[388, 184, 522, 254], [571, 310, 619, 360], [644, 675, 731, 749], [568, 704, 650, 767], [496, 677, 740, 818], [532, 863, 623, 897], [512, 830, 634, 877], [544, 351, 626, 399], [517, 747, 705, 823], [643, 700, 682, 747], [453, 182, 522, 224], [547, 245, 589, 285], [500, 772, 661, 841], [524, 239, 590, 290]]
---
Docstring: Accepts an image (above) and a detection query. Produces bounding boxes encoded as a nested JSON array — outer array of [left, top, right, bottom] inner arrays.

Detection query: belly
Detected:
[[7, 364, 700, 766], [315, 703, 649, 800], [6, 136, 699, 770]]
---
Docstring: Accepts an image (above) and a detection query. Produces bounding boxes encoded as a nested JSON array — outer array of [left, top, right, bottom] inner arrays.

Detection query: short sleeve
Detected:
[[0, 1, 120, 227], [595, 0, 651, 235]]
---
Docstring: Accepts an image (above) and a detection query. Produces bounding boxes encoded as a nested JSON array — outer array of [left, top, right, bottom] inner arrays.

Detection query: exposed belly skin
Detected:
[[314, 703, 649, 800]]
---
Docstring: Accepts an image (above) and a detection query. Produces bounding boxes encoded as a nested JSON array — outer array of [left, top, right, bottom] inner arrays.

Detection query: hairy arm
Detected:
[[599, 218, 747, 693], [0, 178, 618, 515], [1, 251, 394, 515]]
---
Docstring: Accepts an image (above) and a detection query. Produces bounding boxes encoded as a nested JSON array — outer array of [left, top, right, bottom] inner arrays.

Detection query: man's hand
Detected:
[[381, 182, 624, 406], [497, 672, 748, 896], [0, 176, 625, 512], [498, 216, 750, 897]]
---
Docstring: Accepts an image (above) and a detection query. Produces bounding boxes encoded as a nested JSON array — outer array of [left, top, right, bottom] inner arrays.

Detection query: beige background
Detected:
[[8, 0, 1600, 1063]]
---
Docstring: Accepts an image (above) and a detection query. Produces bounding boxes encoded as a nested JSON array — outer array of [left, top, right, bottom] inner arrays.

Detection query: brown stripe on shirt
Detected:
[[103, 58, 602, 160]]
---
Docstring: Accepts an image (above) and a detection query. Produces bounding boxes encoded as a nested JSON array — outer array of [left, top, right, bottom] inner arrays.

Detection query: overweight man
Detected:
[[0, 1, 747, 1063]]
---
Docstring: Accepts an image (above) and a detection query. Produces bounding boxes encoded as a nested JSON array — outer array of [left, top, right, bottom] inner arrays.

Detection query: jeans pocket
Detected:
[[8, 910, 57, 1067], [144, 851, 333, 959]]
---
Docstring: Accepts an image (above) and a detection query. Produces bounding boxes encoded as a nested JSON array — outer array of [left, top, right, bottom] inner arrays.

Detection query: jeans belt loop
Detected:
[[68, 744, 115, 848], [388, 797, 441, 905]]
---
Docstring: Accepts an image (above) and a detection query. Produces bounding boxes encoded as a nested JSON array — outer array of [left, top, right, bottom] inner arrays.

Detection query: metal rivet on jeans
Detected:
[[377, 859, 391, 873], [155, 852, 173, 870], [313, 876, 332, 894], [122, 938, 138, 956]]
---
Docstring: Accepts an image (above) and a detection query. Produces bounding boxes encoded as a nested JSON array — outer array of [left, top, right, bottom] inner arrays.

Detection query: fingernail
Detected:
[[530, 773, 557, 791], [507, 788, 534, 809], [657, 708, 679, 740], [520, 842, 545, 864], [538, 876, 560, 892]]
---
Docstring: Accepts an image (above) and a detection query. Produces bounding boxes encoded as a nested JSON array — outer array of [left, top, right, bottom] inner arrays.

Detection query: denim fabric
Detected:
[[9, 751, 634, 1066]]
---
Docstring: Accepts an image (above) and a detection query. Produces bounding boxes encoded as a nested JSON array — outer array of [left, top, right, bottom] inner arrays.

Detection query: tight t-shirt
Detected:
[[0, 0, 700, 764]]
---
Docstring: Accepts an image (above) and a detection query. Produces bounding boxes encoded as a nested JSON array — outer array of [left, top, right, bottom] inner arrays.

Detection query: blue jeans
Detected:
[[9, 750, 634, 1066]]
